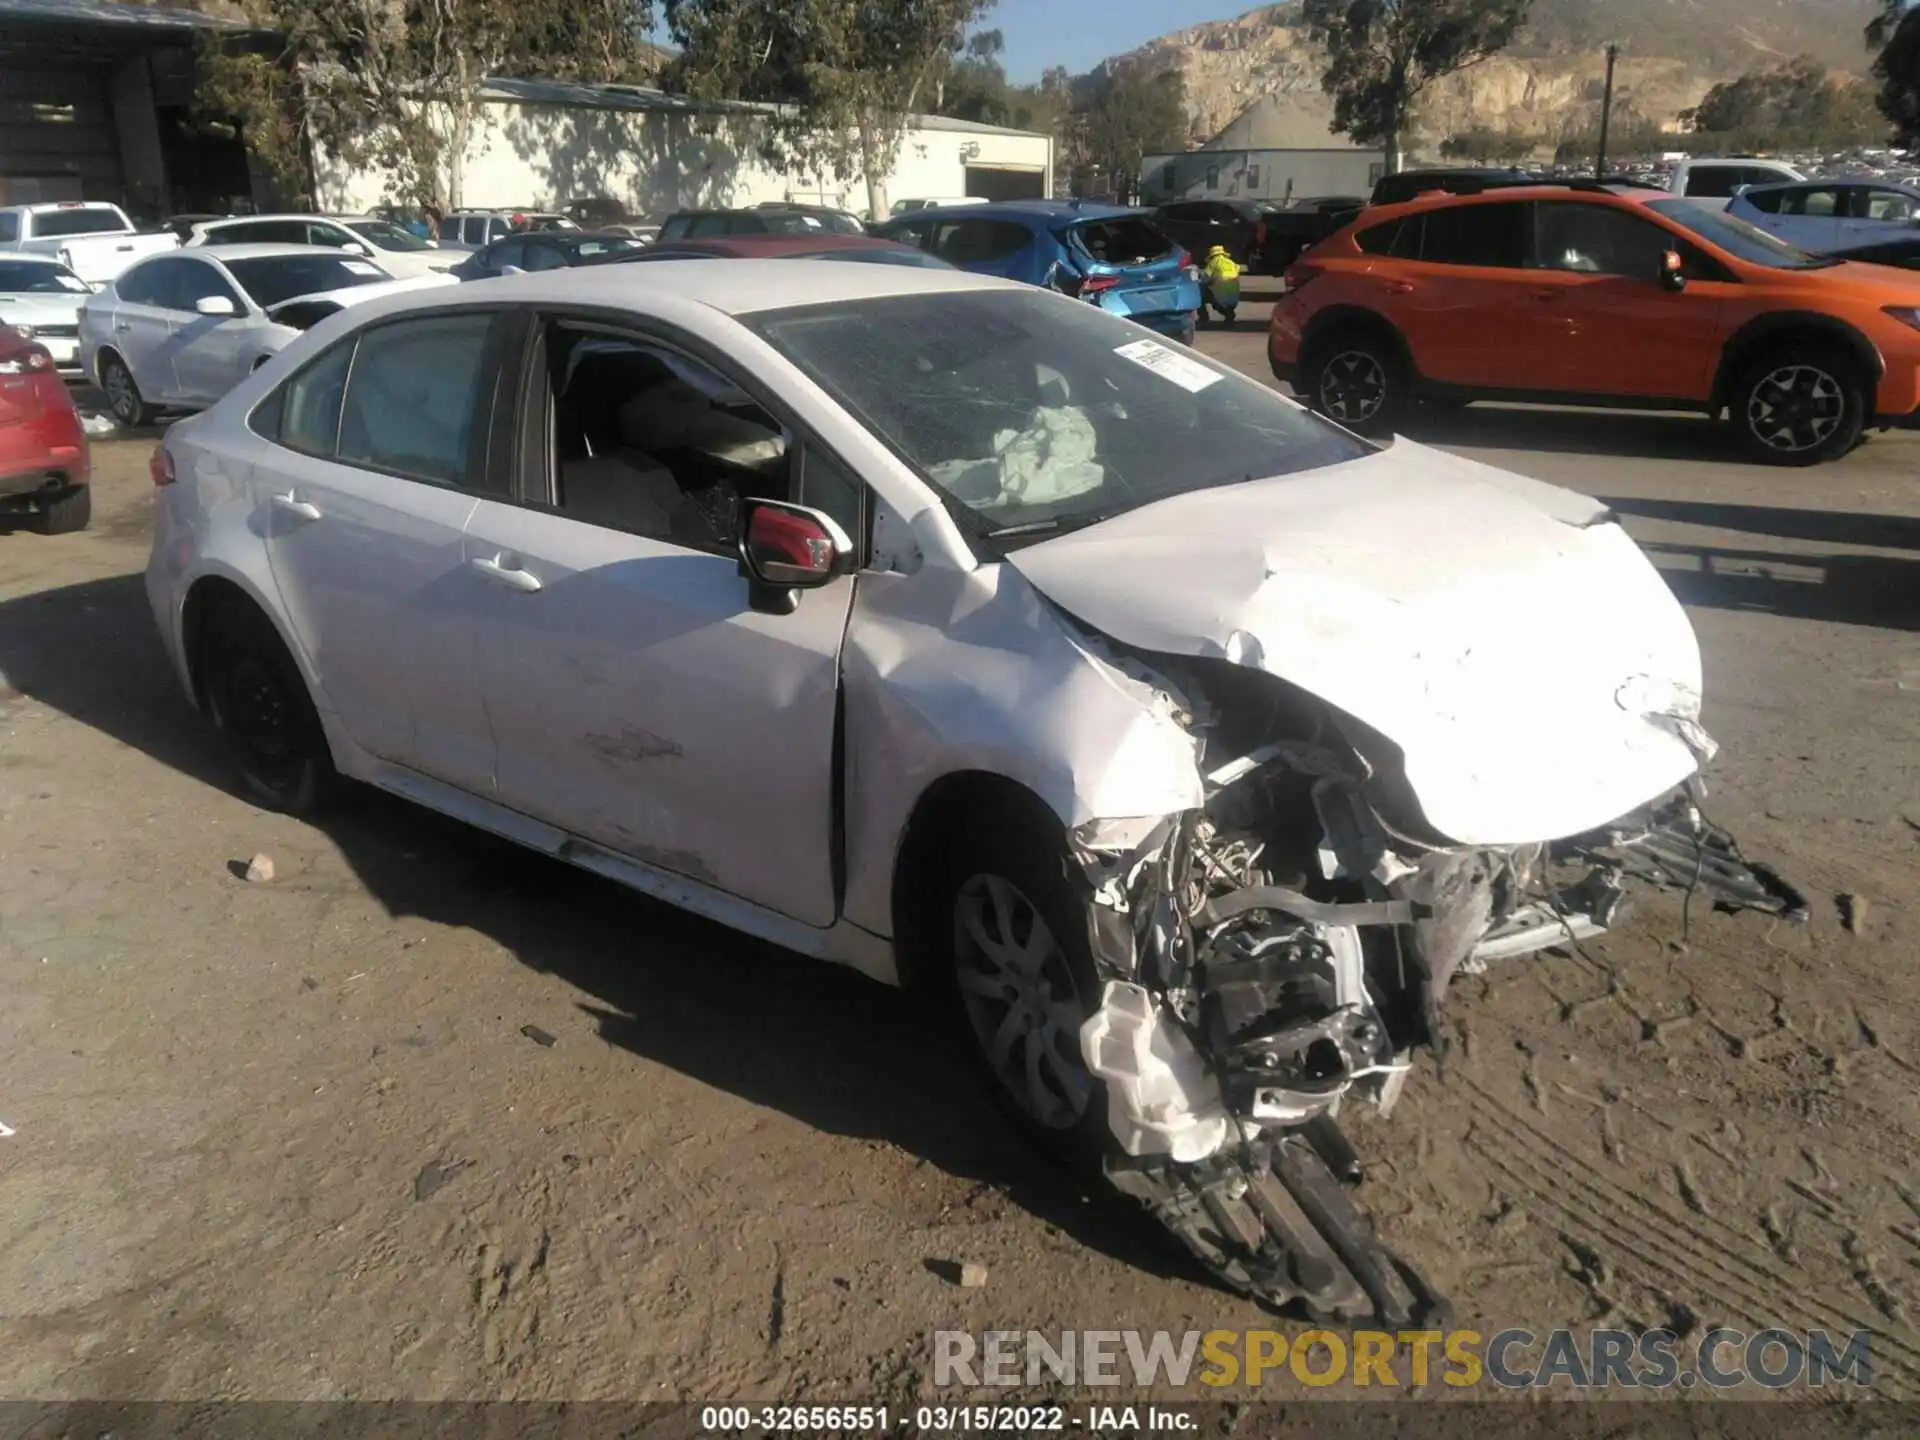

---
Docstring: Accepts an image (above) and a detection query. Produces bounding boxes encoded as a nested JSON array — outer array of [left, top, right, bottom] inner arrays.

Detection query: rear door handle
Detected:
[[469, 553, 542, 592], [271, 491, 321, 521], [1384, 280, 1415, 295]]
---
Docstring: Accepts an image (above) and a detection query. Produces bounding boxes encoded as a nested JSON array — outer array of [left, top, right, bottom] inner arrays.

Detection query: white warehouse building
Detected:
[[313, 77, 1055, 222]]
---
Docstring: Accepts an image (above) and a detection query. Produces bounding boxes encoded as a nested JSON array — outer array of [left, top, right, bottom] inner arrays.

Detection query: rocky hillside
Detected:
[[1096, 0, 1884, 152]]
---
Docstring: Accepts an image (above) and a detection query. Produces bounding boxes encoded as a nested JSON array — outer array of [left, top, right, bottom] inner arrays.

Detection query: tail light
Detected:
[[0, 345, 54, 375], [150, 444, 175, 486], [1079, 274, 1121, 297]]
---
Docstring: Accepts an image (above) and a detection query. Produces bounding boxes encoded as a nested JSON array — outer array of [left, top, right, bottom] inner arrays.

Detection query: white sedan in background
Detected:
[[80, 245, 453, 425], [185, 214, 457, 280], [143, 263, 1797, 1324], [0, 253, 92, 375]]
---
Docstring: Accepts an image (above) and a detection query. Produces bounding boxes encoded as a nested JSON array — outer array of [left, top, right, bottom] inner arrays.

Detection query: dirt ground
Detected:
[[3, 307, 1919, 1406]]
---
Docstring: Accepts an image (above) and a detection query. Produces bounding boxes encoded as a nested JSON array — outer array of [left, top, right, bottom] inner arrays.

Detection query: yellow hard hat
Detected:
[[1208, 244, 1227, 256]]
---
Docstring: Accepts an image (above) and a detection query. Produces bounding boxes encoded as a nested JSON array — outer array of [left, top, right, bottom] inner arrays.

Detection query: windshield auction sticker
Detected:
[[1114, 338, 1222, 393]]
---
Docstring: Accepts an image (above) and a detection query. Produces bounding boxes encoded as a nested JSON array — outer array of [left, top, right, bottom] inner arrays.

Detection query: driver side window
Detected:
[[541, 323, 798, 556]]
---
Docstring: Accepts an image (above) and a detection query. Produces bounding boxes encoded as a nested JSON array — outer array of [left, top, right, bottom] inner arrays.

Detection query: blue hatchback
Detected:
[[873, 201, 1202, 342]]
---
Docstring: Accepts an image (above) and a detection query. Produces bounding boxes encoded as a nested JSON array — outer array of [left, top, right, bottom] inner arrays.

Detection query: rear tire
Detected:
[[98, 352, 152, 428], [198, 599, 337, 815], [1729, 347, 1866, 466], [930, 800, 1111, 1170], [31, 483, 90, 535], [1302, 329, 1406, 438]]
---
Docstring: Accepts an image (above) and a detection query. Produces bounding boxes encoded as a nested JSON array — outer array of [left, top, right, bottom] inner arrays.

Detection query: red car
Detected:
[[0, 324, 89, 533]]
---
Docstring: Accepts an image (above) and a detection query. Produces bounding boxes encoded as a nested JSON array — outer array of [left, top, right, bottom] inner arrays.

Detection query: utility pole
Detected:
[[1596, 42, 1621, 179]]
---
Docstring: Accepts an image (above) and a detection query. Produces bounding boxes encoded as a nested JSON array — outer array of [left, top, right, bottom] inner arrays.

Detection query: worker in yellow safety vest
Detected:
[[1200, 244, 1241, 326]]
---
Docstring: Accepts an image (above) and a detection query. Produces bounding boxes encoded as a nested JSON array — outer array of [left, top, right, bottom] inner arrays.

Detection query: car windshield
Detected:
[[1645, 200, 1837, 269], [226, 254, 389, 308], [346, 219, 432, 252], [31, 206, 127, 238], [747, 289, 1369, 549], [0, 260, 88, 293]]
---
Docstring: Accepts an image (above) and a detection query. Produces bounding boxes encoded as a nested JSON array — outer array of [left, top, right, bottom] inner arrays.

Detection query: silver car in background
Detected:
[[79, 245, 452, 425]]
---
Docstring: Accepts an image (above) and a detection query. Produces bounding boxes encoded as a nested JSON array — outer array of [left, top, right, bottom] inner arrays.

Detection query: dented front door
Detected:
[[460, 498, 852, 927]]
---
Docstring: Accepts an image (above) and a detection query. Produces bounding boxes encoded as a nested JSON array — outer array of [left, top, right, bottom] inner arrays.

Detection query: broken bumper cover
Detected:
[[1068, 774, 1801, 1322]]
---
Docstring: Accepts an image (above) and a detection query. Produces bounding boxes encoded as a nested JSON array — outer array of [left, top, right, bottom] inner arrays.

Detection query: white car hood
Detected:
[[1006, 440, 1707, 846]]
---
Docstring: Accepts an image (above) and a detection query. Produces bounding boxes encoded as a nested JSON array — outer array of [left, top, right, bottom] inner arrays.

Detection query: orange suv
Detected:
[[1269, 181, 1920, 464]]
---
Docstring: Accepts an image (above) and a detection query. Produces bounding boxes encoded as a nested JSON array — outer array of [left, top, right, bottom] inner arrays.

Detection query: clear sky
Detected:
[[989, 0, 1252, 83]]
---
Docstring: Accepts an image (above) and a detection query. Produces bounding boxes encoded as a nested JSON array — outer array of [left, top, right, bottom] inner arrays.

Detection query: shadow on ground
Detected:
[[1396, 404, 1735, 462], [0, 573, 1199, 1295], [1595, 496, 1920, 631]]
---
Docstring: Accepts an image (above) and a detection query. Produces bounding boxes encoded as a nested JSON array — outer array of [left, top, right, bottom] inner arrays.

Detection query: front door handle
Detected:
[[271, 491, 321, 521], [113, 322, 132, 333], [469, 553, 542, 592], [1384, 280, 1415, 295]]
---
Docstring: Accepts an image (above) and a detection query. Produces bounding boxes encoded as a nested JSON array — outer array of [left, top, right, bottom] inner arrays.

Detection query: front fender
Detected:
[[840, 561, 1204, 939]]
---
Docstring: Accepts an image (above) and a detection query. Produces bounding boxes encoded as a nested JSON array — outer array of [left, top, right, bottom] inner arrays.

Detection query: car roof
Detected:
[[348, 257, 1007, 322], [1365, 183, 1665, 221], [1742, 177, 1919, 194], [885, 199, 1143, 226], [643, 234, 911, 258], [175, 243, 374, 262], [200, 214, 355, 225]]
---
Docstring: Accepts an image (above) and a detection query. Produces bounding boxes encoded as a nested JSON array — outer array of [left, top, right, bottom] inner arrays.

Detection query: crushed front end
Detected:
[[1065, 648, 1805, 1323]]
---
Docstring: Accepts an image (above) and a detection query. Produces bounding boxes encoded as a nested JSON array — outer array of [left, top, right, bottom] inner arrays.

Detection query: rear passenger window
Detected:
[[935, 220, 1029, 263], [438, 217, 462, 241], [1355, 218, 1403, 255], [658, 215, 691, 241], [254, 337, 354, 454], [1742, 189, 1784, 214], [337, 314, 496, 486], [1782, 188, 1839, 217], [1418, 203, 1526, 267]]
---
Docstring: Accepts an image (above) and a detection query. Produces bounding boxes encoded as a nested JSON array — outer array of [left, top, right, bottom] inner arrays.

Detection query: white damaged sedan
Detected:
[[145, 262, 1799, 1320]]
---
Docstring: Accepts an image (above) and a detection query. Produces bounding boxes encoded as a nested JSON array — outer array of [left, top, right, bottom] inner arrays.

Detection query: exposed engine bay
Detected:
[[1064, 643, 1807, 1323]]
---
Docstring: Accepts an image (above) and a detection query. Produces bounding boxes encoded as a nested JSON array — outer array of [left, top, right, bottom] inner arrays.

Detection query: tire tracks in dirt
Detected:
[[1460, 1075, 1920, 1397]]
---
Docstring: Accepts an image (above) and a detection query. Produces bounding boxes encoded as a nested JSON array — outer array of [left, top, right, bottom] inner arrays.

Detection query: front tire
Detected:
[[98, 352, 152, 428], [1730, 348, 1866, 466], [932, 805, 1108, 1168], [31, 483, 90, 535], [198, 600, 337, 815], [1302, 330, 1406, 438]]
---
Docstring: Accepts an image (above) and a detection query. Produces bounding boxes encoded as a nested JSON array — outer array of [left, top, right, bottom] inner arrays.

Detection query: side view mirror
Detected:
[[194, 294, 238, 317], [737, 498, 853, 614], [1658, 250, 1687, 293]]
